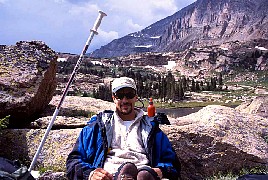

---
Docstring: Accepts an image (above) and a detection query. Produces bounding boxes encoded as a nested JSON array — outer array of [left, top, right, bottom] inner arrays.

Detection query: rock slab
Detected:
[[0, 41, 57, 127]]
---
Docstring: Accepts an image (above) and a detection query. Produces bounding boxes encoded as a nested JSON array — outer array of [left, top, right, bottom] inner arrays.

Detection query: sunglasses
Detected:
[[113, 92, 136, 100]]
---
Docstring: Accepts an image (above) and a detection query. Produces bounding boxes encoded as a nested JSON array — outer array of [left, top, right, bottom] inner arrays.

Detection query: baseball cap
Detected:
[[111, 77, 137, 93]]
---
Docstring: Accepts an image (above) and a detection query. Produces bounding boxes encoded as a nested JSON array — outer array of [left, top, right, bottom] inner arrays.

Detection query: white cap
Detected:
[[111, 77, 137, 93]]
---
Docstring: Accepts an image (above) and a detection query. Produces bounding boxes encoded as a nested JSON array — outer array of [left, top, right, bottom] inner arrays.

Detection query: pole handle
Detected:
[[91, 10, 107, 34]]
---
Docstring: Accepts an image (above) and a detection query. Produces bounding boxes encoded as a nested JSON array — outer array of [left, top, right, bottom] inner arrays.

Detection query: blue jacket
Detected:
[[66, 110, 181, 180]]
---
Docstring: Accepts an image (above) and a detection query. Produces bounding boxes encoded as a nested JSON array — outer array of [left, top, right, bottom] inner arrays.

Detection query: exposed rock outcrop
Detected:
[[31, 95, 115, 129], [47, 95, 115, 116], [172, 105, 268, 179], [0, 41, 57, 127], [236, 96, 268, 118]]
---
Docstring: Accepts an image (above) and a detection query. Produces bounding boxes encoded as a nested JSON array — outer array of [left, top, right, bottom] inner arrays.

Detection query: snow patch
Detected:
[[57, 57, 67, 62], [150, 36, 160, 39], [130, 34, 141, 38], [91, 61, 103, 65], [220, 47, 228, 51], [255, 46, 268, 51], [135, 45, 152, 48], [164, 61, 176, 70]]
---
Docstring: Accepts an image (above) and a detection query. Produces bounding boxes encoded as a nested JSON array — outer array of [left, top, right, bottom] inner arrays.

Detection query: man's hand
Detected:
[[89, 168, 113, 180], [152, 168, 163, 179]]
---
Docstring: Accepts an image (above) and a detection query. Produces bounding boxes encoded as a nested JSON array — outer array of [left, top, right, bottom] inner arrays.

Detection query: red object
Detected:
[[147, 98, 156, 117]]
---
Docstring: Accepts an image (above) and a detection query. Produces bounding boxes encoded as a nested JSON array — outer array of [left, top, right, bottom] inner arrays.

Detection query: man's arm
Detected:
[[66, 117, 100, 180], [153, 129, 181, 180], [66, 135, 93, 179]]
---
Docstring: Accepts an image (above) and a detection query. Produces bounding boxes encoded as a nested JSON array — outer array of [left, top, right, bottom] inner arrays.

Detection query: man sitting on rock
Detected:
[[66, 77, 180, 180]]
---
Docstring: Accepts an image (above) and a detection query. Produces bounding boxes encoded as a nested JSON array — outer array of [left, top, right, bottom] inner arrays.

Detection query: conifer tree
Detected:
[[196, 81, 200, 92], [218, 73, 223, 86], [178, 80, 184, 100], [211, 77, 217, 90], [181, 76, 187, 91], [191, 79, 196, 92]]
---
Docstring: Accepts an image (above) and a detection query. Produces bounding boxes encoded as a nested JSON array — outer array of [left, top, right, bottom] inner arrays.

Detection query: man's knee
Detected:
[[137, 167, 160, 180], [114, 162, 138, 180]]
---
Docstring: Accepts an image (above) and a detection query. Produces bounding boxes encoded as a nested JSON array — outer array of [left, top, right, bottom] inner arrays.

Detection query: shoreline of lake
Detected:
[[155, 105, 238, 119]]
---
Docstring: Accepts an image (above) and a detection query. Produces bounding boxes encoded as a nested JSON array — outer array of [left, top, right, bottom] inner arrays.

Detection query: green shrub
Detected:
[[264, 135, 268, 143], [207, 167, 268, 180], [0, 115, 10, 130]]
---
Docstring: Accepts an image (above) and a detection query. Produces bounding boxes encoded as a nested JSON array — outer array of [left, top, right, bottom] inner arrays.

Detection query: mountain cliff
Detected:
[[91, 0, 268, 58]]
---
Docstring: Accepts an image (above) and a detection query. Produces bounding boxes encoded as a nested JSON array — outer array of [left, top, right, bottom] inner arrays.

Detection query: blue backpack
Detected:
[[237, 174, 268, 180]]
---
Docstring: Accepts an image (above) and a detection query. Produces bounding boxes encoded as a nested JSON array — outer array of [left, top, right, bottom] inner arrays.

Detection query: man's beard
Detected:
[[119, 102, 133, 115]]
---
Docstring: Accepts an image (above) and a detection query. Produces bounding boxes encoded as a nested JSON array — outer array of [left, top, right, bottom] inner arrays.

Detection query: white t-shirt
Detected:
[[123, 120, 134, 131], [103, 109, 150, 174]]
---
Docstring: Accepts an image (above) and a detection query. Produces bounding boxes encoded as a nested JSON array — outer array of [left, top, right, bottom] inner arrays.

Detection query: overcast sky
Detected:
[[0, 0, 196, 54]]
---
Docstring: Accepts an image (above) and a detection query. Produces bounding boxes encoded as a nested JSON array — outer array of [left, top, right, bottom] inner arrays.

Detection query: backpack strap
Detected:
[[0, 170, 16, 179], [12, 166, 35, 180], [97, 110, 114, 153], [0, 165, 34, 180], [101, 110, 114, 124]]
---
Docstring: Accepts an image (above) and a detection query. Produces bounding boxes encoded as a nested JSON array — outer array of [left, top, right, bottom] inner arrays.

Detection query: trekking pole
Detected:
[[28, 10, 107, 172]]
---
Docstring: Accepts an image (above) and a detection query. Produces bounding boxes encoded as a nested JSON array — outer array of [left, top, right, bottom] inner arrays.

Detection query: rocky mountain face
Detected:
[[91, 0, 268, 58], [0, 41, 57, 127]]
